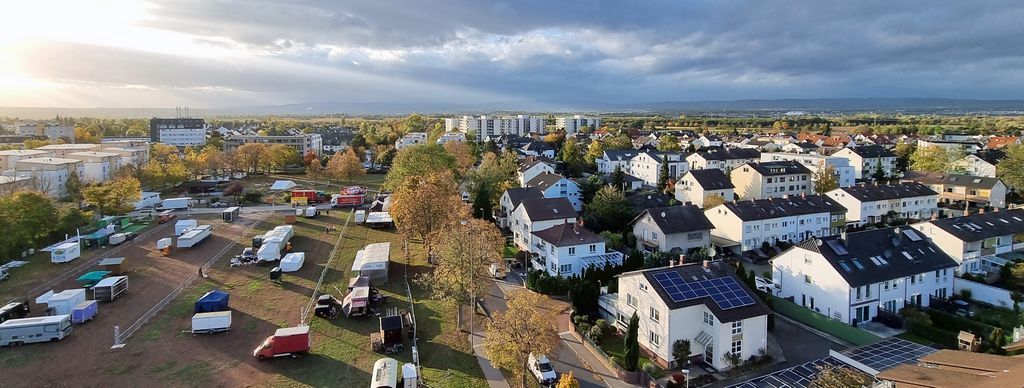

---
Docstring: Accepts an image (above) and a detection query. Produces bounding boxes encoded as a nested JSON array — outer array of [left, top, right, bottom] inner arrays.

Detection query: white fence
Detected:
[[955, 277, 1021, 310]]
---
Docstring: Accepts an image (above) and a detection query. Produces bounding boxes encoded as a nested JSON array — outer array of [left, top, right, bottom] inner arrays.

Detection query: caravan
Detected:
[[0, 315, 73, 346]]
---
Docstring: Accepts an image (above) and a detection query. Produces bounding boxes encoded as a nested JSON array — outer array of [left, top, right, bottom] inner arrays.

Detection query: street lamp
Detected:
[[681, 369, 690, 388]]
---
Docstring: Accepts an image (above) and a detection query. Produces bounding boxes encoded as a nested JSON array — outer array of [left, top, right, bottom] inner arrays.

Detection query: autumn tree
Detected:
[[998, 144, 1024, 190], [657, 135, 681, 152], [584, 140, 605, 169], [703, 193, 728, 210], [63, 171, 83, 204], [809, 365, 872, 388], [468, 151, 519, 212], [893, 142, 916, 173], [444, 140, 475, 177], [603, 134, 634, 150], [305, 152, 326, 181], [389, 171, 461, 259], [372, 144, 395, 168], [384, 144, 456, 191], [585, 186, 632, 232], [140, 143, 188, 189], [424, 218, 503, 327], [910, 145, 961, 173], [483, 290, 560, 388], [269, 144, 301, 171], [326, 148, 365, 183], [83, 177, 142, 216], [560, 138, 586, 178], [233, 143, 271, 173], [544, 131, 566, 150], [555, 371, 580, 388], [812, 164, 840, 193]]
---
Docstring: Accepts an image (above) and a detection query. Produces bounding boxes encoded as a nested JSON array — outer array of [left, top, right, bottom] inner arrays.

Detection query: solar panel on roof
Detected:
[[653, 271, 755, 310]]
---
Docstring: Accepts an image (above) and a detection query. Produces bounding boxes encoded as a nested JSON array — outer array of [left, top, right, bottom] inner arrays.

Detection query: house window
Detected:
[[703, 311, 714, 326], [731, 321, 742, 335], [652, 232, 659, 241], [639, 283, 648, 292], [884, 281, 890, 290], [865, 285, 872, 298], [650, 331, 661, 346], [560, 264, 571, 273], [569, 247, 576, 256], [856, 287, 862, 300], [627, 294, 636, 307], [687, 232, 702, 241], [731, 339, 742, 355], [804, 275, 813, 285], [590, 244, 597, 253], [650, 307, 660, 322]]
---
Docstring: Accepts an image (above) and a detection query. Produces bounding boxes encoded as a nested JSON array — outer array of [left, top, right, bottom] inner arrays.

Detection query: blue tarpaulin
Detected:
[[194, 290, 230, 313]]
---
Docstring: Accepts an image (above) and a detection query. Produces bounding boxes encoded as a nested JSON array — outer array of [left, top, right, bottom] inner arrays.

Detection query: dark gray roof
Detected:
[[603, 149, 638, 162], [795, 227, 958, 287], [626, 190, 671, 216], [686, 169, 734, 190], [975, 149, 1005, 165], [718, 194, 846, 221], [792, 142, 818, 149], [517, 197, 578, 221], [503, 187, 544, 208], [526, 172, 571, 191], [903, 171, 1004, 190], [743, 161, 812, 176], [518, 158, 553, 172], [924, 208, 1024, 242], [636, 261, 770, 322], [632, 205, 714, 234], [532, 223, 604, 247], [522, 141, 555, 152], [850, 145, 896, 158], [832, 182, 937, 202], [696, 148, 761, 161]]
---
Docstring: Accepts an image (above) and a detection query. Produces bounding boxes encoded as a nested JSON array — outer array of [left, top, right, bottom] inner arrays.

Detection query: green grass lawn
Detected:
[[598, 333, 657, 372], [895, 332, 936, 346]]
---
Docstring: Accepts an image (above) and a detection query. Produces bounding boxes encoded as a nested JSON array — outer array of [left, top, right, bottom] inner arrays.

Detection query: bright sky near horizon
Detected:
[[2, 0, 1024, 108]]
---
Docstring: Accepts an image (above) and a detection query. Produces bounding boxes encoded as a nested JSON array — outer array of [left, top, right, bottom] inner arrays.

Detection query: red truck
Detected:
[[253, 326, 311, 360], [290, 190, 328, 205], [330, 186, 367, 208]]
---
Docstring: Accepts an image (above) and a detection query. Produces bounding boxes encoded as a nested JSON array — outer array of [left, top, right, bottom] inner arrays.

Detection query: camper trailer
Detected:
[[0, 315, 73, 346], [50, 242, 81, 264]]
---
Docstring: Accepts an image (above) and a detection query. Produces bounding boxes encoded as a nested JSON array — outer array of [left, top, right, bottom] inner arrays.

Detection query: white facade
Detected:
[[674, 171, 734, 208], [16, 122, 74, 142], [65, 151, 122, 183], [435, 131, 466, 145], [518, 161, 555, 186], [14, 157, 85, 197], [556, 115, 602, 135], [449, 115, 546, 137], [704, 199, 845, 252], [509, 203, 577, 251], [831, 148, 897, 180], [158, 126, 206, 147], [0, 149, 53, 170], [395, 132, 428, 150], [617, 268, 769, 370], [730, 163, 812, 200], [825, 186, 938, 226], [952, 155, 997, 178], [628, 152, 688, 187], [530, 227, 622, 277], [597, 150, 639, 175], [760, 152, 856, 188], [686, 150, 759, 173], [527, 174, 583, 211]]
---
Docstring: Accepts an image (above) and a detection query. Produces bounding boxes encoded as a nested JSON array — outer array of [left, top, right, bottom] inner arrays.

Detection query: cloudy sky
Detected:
[[2, 0, 1023, 108]]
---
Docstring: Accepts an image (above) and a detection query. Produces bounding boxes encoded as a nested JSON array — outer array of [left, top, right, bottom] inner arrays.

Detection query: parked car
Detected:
[[0, 268, 8, 281], [754, 276, 780, 295], [528, 353, 558, 386]]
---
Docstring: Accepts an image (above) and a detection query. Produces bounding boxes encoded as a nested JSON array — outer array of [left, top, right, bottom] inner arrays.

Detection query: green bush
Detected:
[[241, 189, 263, 204]]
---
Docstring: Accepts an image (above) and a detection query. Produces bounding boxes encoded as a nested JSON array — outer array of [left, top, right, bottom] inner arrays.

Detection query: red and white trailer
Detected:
[[330, 186, 367, 208]]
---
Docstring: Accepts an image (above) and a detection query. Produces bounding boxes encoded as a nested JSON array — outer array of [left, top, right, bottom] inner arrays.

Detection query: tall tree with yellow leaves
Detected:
[[444, 140, 476, 177], [484, 290, 560, 388], [424, 217, 503, 327], [326, 148, 365, 184], [389, 170, 460, 259], [555, 371, 580, 388]]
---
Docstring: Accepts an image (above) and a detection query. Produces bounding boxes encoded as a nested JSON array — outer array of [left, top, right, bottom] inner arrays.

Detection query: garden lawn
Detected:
[[598, 333, 657, 373]]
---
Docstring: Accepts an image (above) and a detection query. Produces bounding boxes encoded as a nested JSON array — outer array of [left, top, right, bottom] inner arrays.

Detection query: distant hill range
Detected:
[[3, 98, 1024, 119]]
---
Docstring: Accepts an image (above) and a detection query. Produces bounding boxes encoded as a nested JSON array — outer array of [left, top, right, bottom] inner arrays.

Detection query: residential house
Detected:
[[953, 149, 1004, 178], [0, 149, 52, 170], [693, 135, 723, 149], [772, 227, 957, 325], [530, 222, 623, 277], [14, 157, 85, 197], [34, 143, 102, 158], [704, 195, 847, 253], [687, 148, 760, 173], [496, 187, 544, 230], [675, 169, 735, 207], [631, 206, 714, 254], [394, 132, 427, 150], [628, 151, 689, 187], [597, 150, 640, 175], [730, 161, 812, 200], [616, 261, 770, 370], [760, 152, 856, 188], [521, 141, 556, 158], [917, 138, 984, 155], [517, 158, 555, 186], [832, 145, 898, 181], [435, 131, 466, 145], [987, 136, 1019, 150], [526, 172, 583, 211], [780, 142, 818, 154], [826, 182, 938, 226], [911, 209, 1024, 275], [509, 197, 578, 251], [903, 171, 1007, 208], [877, 349, 1024, 387], [65, 151, 122, 183]]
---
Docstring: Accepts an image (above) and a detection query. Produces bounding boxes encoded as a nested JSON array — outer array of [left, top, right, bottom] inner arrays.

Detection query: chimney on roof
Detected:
[[840, 228, 847, 242], [679, 254, 686, 266], [995, 207, 1000, 212], [931, 211, 939, 221]]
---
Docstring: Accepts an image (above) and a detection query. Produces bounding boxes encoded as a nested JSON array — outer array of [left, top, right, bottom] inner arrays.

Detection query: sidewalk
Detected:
[[471, 332, 511, 388], [559, 331, 638, 388]]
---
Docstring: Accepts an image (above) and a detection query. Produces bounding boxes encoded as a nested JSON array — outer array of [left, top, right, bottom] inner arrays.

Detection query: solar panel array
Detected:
[[652, 271, 756, 310], [728, 357, 851, 388], [840, 337, 937, 372]]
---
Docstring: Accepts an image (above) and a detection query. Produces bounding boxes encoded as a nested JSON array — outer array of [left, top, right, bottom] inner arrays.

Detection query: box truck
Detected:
[[290, 190, 328, 205], [36, 289, 86, 315], [71, 300, 98, 324], [191, 311, 231, 334], [331, 186, 366, 208], [93, 276, 128, 302], [159, 197, 191, 211], [175, 219, 199, 236], [108, 233, 128, 246], [221, 206, 240, 222], [177, 225, 212, 248], [0, 315, 73, 346], [253, 326, 310, 360], [50, 242, 81, 264]]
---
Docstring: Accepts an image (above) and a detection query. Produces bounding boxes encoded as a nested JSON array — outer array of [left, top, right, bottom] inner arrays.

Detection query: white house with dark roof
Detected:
[[517, 158, 555, 186], [530, 222, 622, 277], [675, 169, 735, 207], [760, 152, 856, 189], [597, 150, 639, 175], [693, 135, 723, 149], [704, 195, 847, 252], [627, 151, 688, 187], [903, 171, 1007, 208], [616, 260, 770, 370], [510, 197, 578, 251], [730, 161, 812, 200], [911, 209, 1024, 274], [831, 145, 898, 180], [525, 172, 582, 211], [497, 187, 544, 230], [952, 154, 998, 178], [686, 148, 761, 173], [521, 141, 556, 158], [771, 227, 957, 325], [631, 206, 714, 254], [825, 182, 938, 226], [395, 132, 428, 150]]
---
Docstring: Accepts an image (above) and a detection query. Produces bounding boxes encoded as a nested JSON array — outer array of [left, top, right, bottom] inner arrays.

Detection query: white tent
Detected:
[[351, 243, 390, 282], [270, 180, 297, 191], [280, 252, 305, 272]]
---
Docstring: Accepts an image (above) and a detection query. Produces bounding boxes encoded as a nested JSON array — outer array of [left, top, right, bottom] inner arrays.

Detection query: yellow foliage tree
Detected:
[[426, 218, 503, 327], [234, 143, 271, 173], [326, 148, 365, 183], [555, 371, 580, 388], [389, 171, 460, 258], [82, 177, 141, 216], [444, 141, 475, 177], [483, 290, 560, 388]]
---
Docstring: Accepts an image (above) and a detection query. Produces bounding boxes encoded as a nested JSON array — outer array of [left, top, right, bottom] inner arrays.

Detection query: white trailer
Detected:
[[160, 197, 191, 211], [175, 219, 199, 236], [108, 233, 128, 246], [50, 242, 81, 264], [257, 239, 286, 262], [280, 252, 305, 272], [93, 276, 128, 302], [304, 206, 318, 218], [0, 315, 73, 346], [36, 289, 86, 315], [191, 311, 232, 334], [134, 191, 161, 210], [177, 225, 212, 248]]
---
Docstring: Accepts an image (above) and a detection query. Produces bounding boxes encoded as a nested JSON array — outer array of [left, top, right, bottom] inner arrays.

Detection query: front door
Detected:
[[704, 343, 714, 365], [855, 306, 870, 323]]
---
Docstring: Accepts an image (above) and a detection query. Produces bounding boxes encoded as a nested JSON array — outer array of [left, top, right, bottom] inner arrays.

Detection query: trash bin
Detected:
[[270, 267, 282, 281]]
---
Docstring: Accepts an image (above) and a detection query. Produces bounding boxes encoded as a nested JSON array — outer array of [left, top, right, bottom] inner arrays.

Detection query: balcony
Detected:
[[963, 251, 981, 260]]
